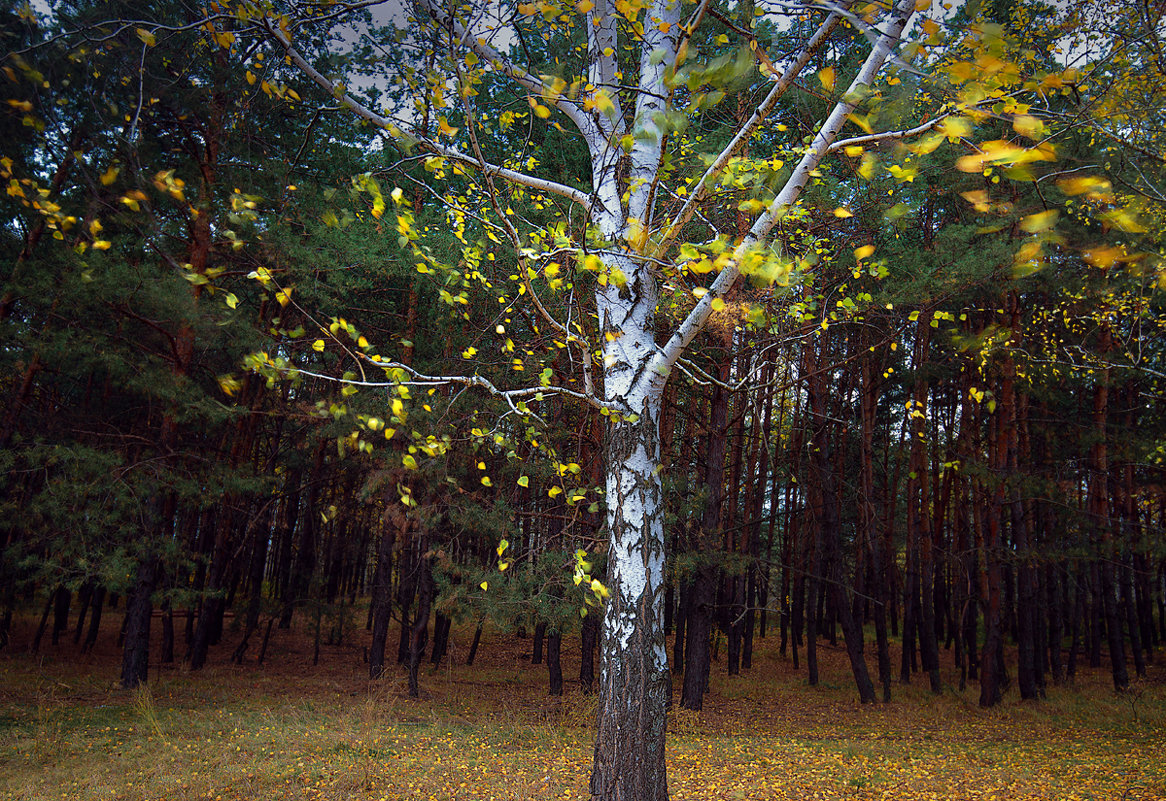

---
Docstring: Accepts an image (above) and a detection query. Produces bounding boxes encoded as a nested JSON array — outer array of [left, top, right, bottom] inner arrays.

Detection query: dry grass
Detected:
[[1, 611, 1164, 800]]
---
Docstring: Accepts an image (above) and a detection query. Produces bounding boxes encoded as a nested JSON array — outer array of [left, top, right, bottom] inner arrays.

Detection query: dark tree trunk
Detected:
[[397, 539, 418, 665], [31, 591, 53, 653], [50, 585, 70, 646], [671, 581, 688, 672], [368, 514, 398, 679], [806, 569, 820, 686], [233, 504, 274, 665], [532, 621, 546, 664], [284, 447, 326, 629], [579, 612, 597, 692], [430, 613, 451, 666], [1090, 336, 1128, 692], [274, 469, 302, 629], [121, 556, 160, 689], [1067, 564, 1087, 680], [742, 568, 756, 670], [546, 631, 563, 696], [73, 583, 93, 645], [861, 350, 892, 702], [82, 586, 105, 654], [680, 355, 732, 710], [160, 604, 175, 664], [979, 411, 1006, 708], [466, 620, 483, 666], [407, 551, 434, 698], [1089, 560, 1103, 668], [1047, 564, 1065, 685], [679, 565, 715, 710], [257, 618, 275, 666], [808, 357, 874, 701]]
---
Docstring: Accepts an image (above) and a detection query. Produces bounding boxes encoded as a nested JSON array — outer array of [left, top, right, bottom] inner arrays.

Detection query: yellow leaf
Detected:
[[438, 116, 458, 137], [1057, 175, 1112, 200], [1083, 246, 1122, 269], [1012, 114, 1043, 139], [100, 166, 120, 186], [938, 116, 971, 142], [910, 133, 943, 155], [848, 112, 873, 134], [135, 28, 156, 46], [517, 475, 529, 487], [480, 581, 488, 590], [858, 153, 878, 179], [1020, 210, 1058, 233], [312, 339, 325, 352], [1100, 207, 1147, 233], [854, 244, 875, 261], [819, 67, 836, 92], [576, 0, 594, 10], [961, 189, 990, 212], [275, 287, 293, 307], [833, 207, 853, 218], [887, 164, 917, 183], [402, 454, 418, 470], [592, 90, 615, 117], [548, 486, 563, 497]]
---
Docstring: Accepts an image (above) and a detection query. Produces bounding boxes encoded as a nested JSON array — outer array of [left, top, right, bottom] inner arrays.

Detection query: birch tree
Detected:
[[213, 0, 1021, 796]]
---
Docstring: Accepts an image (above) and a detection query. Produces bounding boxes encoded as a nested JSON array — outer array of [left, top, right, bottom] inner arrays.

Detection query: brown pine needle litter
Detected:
[[2, 616, 1164, 801]]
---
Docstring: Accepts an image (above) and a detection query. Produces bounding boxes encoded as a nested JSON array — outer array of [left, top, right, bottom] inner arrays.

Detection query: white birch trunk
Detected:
[[590, 249, 670, 800]]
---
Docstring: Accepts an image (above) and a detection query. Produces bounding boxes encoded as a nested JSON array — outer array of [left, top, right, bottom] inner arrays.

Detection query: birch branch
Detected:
[[643, 0, 918, 398], [263, 19, 592, 208], [825, 117, 946, 152], [417, 0, 600, 138], [654, 4, 849, 257], [283, 362, 617, 415]]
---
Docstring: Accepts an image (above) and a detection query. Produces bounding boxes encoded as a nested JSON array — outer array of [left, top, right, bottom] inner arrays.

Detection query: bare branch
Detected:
[[281, 360, 618, 416]]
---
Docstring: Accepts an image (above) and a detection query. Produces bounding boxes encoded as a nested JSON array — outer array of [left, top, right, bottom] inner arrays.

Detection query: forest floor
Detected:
[[1, 610, 1164, 801]]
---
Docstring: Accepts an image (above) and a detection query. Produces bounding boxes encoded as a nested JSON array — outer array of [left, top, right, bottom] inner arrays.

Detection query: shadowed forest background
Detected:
[[2, 0, 1165, 797]]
